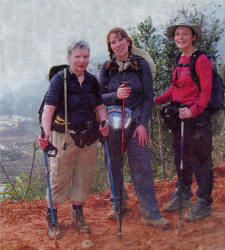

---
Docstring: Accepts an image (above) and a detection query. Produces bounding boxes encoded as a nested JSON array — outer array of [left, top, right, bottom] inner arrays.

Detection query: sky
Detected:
[[0, 0, 223, 91]]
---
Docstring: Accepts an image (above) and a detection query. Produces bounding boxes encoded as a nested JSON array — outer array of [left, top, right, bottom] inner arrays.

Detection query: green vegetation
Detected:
[[1, 152, 22, 161], [0, 172, 46, 201], [91, 145, 109, 193]]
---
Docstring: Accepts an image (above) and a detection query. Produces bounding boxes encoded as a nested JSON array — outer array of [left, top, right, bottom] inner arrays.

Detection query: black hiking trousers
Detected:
[[172, 109, 214, 205]]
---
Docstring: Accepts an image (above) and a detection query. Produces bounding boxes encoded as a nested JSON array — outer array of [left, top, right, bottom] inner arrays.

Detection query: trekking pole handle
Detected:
[[180, 119, 184, 170], [99, 120, 108, 142], [41, 129, 58, 157], [99, 120, 106, 127]]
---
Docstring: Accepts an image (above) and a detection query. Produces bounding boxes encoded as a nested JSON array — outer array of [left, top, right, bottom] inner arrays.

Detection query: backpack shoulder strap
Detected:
[[190, 50, 205, 91], [105, 60, 118, 78], [38, 91, 48, 124], [132, 55, 144, 81], [173, 52, 182, 68]]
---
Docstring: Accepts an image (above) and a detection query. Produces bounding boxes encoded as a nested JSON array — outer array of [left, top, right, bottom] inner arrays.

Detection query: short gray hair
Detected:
[[67, 40, 90, 55]]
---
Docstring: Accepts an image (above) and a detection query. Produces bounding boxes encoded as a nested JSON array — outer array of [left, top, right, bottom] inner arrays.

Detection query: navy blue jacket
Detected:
[[99, 55, 153, 127]]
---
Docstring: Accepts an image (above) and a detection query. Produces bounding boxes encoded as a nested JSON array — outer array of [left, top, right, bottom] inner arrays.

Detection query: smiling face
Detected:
[[108, 32, 131, 61], [68, 48, 89, 75], [174, 26, 196, 52]]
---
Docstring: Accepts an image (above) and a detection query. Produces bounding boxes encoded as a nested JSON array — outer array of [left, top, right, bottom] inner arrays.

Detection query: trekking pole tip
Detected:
[[53, 227, 58, 247], [178, 222, 183, 228], [117, 231, 122, 237]]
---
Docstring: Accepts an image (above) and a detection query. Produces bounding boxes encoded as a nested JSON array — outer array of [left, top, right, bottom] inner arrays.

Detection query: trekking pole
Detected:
[[179, 119, 184, 228], [63, 68, 68, 150], [41, 131, 58, 242], [100, 121, 119, 211], [118, 97, 125, 237], [104, 139, 119, 211]]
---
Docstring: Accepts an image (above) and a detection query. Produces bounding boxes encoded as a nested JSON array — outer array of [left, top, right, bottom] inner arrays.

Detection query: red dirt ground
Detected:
[[1, 162, 225, 250]]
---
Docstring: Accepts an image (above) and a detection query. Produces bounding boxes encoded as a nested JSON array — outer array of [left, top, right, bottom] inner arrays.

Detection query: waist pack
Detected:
[[53, 118, 99, 148], [160, 102, 180, 131], [107, 105, 133, 131], [69, 119, 99, 148], [161, 102, 212, 134]]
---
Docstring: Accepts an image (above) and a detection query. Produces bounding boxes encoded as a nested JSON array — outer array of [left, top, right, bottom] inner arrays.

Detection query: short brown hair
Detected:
[[106, 27, 133, 59]]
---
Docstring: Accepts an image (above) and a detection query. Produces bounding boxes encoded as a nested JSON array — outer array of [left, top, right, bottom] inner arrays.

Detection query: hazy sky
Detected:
[[0, 0, 221, 90]]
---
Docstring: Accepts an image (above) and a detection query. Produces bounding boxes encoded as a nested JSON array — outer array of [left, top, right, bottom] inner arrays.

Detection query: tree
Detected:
[[129, 17, 168, 95], [130, 7, 225, 96], [163, 7, 225, 71]]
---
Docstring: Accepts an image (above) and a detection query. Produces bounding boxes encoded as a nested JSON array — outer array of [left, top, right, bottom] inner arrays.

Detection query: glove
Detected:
[[99, 120, 109, 137], [38, 134, 49, 149]]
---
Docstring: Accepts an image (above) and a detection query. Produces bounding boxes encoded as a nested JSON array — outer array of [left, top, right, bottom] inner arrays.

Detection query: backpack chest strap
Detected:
[[176, 63, 190, 67], [174, 63, 191, 80]]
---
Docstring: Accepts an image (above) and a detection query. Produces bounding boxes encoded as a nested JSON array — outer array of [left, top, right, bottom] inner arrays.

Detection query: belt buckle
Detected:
[[69, 129, 76, 134]]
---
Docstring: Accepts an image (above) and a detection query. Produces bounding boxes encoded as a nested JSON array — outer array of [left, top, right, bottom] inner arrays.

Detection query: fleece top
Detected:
[[99, 55, 153, 127], [155, 53, 212, 118]]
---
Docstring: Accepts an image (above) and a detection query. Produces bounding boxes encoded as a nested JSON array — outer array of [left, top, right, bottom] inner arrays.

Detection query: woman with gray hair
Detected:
[[39, 40, 109, 239], [155, 21, 213, 222]]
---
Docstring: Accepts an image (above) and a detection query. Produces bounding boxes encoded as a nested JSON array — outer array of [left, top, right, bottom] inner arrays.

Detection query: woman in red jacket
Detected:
[[155, 21, 213, 222]]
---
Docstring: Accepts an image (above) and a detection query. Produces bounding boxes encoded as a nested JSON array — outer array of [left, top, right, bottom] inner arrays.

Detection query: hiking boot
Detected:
[[141, 215, 171, 230], [107, 207, 127, 221], [184, 198, 212, 222], [46, 209, 61, 240], [72, 208, 91, 233], [164, 189, 192, 212]]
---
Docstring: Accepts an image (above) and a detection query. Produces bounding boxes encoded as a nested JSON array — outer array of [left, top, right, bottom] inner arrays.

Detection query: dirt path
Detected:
[[0, 163, 225, 250]]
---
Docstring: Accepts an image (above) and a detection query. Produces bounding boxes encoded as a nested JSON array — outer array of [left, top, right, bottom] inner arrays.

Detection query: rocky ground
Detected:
[[0, 162, 225, 250]]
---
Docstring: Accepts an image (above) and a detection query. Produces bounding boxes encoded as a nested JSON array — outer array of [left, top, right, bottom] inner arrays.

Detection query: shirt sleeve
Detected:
[[91, 75, 104, 107], [44, 73, 64, 106], [189, 54, 212, 117], [137, 58, 153, 126], [154, 86, 173, 105], [98, 61, 117, 105]]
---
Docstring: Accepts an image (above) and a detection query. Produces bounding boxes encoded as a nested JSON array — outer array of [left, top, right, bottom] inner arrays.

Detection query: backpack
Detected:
[[38, 64, 68, 128], [175, 50, 224, 112], [131, 47, 156, 78]]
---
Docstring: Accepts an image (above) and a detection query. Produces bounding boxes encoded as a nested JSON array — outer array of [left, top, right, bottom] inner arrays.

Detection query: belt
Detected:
[[52, 118, 98, 133]]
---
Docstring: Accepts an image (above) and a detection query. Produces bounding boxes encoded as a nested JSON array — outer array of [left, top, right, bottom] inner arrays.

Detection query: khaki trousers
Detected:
[[46, 131, 98, 204]]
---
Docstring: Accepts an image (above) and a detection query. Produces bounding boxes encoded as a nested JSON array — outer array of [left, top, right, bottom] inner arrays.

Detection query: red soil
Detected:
[[1, 162, 225, 250]]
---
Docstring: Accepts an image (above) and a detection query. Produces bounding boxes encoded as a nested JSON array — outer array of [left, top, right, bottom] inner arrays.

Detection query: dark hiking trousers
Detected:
[[103, 144, 127, 207], [107, 124, 161, 219], [172, 109, 213, 205]]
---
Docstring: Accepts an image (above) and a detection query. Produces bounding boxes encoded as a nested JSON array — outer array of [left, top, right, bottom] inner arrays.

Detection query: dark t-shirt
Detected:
[[44, 68, 103, 125]]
